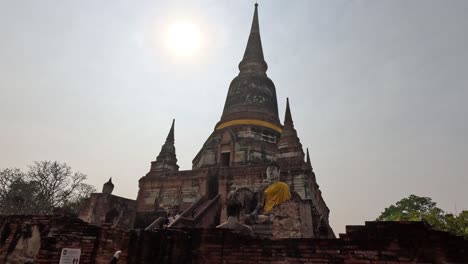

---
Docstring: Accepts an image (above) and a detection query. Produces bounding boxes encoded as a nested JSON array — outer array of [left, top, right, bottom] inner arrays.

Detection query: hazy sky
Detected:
[[1, 0, 467, 234]]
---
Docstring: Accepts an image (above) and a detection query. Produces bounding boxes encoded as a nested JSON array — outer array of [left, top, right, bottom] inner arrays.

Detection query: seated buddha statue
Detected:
[[263, 163, 291, 212], [249, 163, 291, 222]]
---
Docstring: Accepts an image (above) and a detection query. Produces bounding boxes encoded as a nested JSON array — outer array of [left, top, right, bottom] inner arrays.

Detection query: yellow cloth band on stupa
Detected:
[[216, 119, 282, 133], [263, 181, 291, 212]]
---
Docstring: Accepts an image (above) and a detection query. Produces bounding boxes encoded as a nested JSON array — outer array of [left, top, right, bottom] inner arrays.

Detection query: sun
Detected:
[[167, 21, 201, 57]]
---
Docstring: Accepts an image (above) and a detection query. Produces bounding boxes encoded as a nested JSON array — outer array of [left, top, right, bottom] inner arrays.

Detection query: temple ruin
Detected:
[[1, 4, 467, 264]]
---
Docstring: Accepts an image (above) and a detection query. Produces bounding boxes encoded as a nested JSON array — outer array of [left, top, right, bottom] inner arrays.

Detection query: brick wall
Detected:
[[0, 215, 128, 264], [1, 217, 467, 264], [127, 222, 468, 264], [79, 193, 137, 230], [136, 164, 333, 238], [136, 170, 208, 213]]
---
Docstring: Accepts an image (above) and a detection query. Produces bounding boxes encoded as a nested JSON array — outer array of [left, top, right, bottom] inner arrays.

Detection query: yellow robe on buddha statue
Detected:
[[263, 181, 291, 212]]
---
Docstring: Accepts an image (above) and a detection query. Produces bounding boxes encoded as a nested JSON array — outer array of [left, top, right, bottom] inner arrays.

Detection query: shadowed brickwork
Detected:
[[131, 3, 333, 237], [130, 222, 468, 264], [0, 215, 129, 264], [0, 215, 466, 264], [79, 193, 137, 230]]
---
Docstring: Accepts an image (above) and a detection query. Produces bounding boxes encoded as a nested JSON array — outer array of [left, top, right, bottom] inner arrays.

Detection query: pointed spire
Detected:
[[306, 148, 311, 165], [218, 3, 280, 129], [284, 97, 293, 125], [166, 119, 175, 142], [277, 98, 305, 165], [282, 98, 296, 133], [150, 119, 179, 172], [238, 3, 268, 74]]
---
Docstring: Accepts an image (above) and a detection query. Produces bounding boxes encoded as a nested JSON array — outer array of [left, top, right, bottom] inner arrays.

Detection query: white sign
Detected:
[[59, 248, 81, 264]]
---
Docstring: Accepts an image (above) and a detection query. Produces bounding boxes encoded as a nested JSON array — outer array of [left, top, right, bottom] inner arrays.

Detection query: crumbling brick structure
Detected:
[[67, 3, 332, 238], [79, 178, 137, 230], [132, 4, 333, 237], [61, 5, 465, 262], [0, 215, 129, 264], [1, 215, 466, 263], [182, 222, 468, 263]]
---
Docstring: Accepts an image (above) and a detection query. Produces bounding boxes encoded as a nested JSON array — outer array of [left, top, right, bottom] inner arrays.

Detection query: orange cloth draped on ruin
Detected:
[[263, 182, 291, 212]]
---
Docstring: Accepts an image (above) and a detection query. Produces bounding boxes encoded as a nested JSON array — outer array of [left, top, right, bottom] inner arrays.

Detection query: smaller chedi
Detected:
[[79, 178, 137, 229], [102, 177, 114, 194]]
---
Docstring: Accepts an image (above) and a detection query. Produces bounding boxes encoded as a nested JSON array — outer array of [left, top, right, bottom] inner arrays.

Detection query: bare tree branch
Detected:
[[0, 161, 96, 215]]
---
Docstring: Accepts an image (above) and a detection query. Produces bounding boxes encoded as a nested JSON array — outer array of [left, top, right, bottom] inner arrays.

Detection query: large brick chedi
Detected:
[[75, 2, 331, 240], [134, 3, 332, 238]]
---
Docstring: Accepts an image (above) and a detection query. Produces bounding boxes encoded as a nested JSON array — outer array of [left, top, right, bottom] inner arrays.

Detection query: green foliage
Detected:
[[378, 194, 468, 239], [377, 195, 438, 221], [0, 161, 96, 216]]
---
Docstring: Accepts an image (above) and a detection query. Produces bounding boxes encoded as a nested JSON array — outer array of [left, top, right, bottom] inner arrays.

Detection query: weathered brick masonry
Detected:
[[1, 215, 467, 263], [8, 4, 465, 264], [129, 3, 334, 238], [79, 193, 137, 230], [128, 222, 468, 264], [0, 215, 129, 264]]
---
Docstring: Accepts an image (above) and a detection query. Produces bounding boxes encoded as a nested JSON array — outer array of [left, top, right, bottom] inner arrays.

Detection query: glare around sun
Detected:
[[167, 21, 201, 57]]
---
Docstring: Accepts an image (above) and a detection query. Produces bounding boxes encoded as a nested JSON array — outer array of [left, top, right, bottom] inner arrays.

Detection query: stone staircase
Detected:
[[168, 194, 221, 228]]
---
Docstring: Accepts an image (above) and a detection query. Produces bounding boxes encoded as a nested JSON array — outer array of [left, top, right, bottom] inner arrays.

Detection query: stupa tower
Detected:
[[193, 3, 281, 168]]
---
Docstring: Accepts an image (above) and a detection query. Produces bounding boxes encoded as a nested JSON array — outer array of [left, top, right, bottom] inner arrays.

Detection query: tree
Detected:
[[0, 168, 39, 215], [377, 194, 468, 239], [0, 161, 96, 215], [27, 161, 93, 214], [61, 183, 97, 215], [377, 194, 440, 221], [0, 168, 24, 198]]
